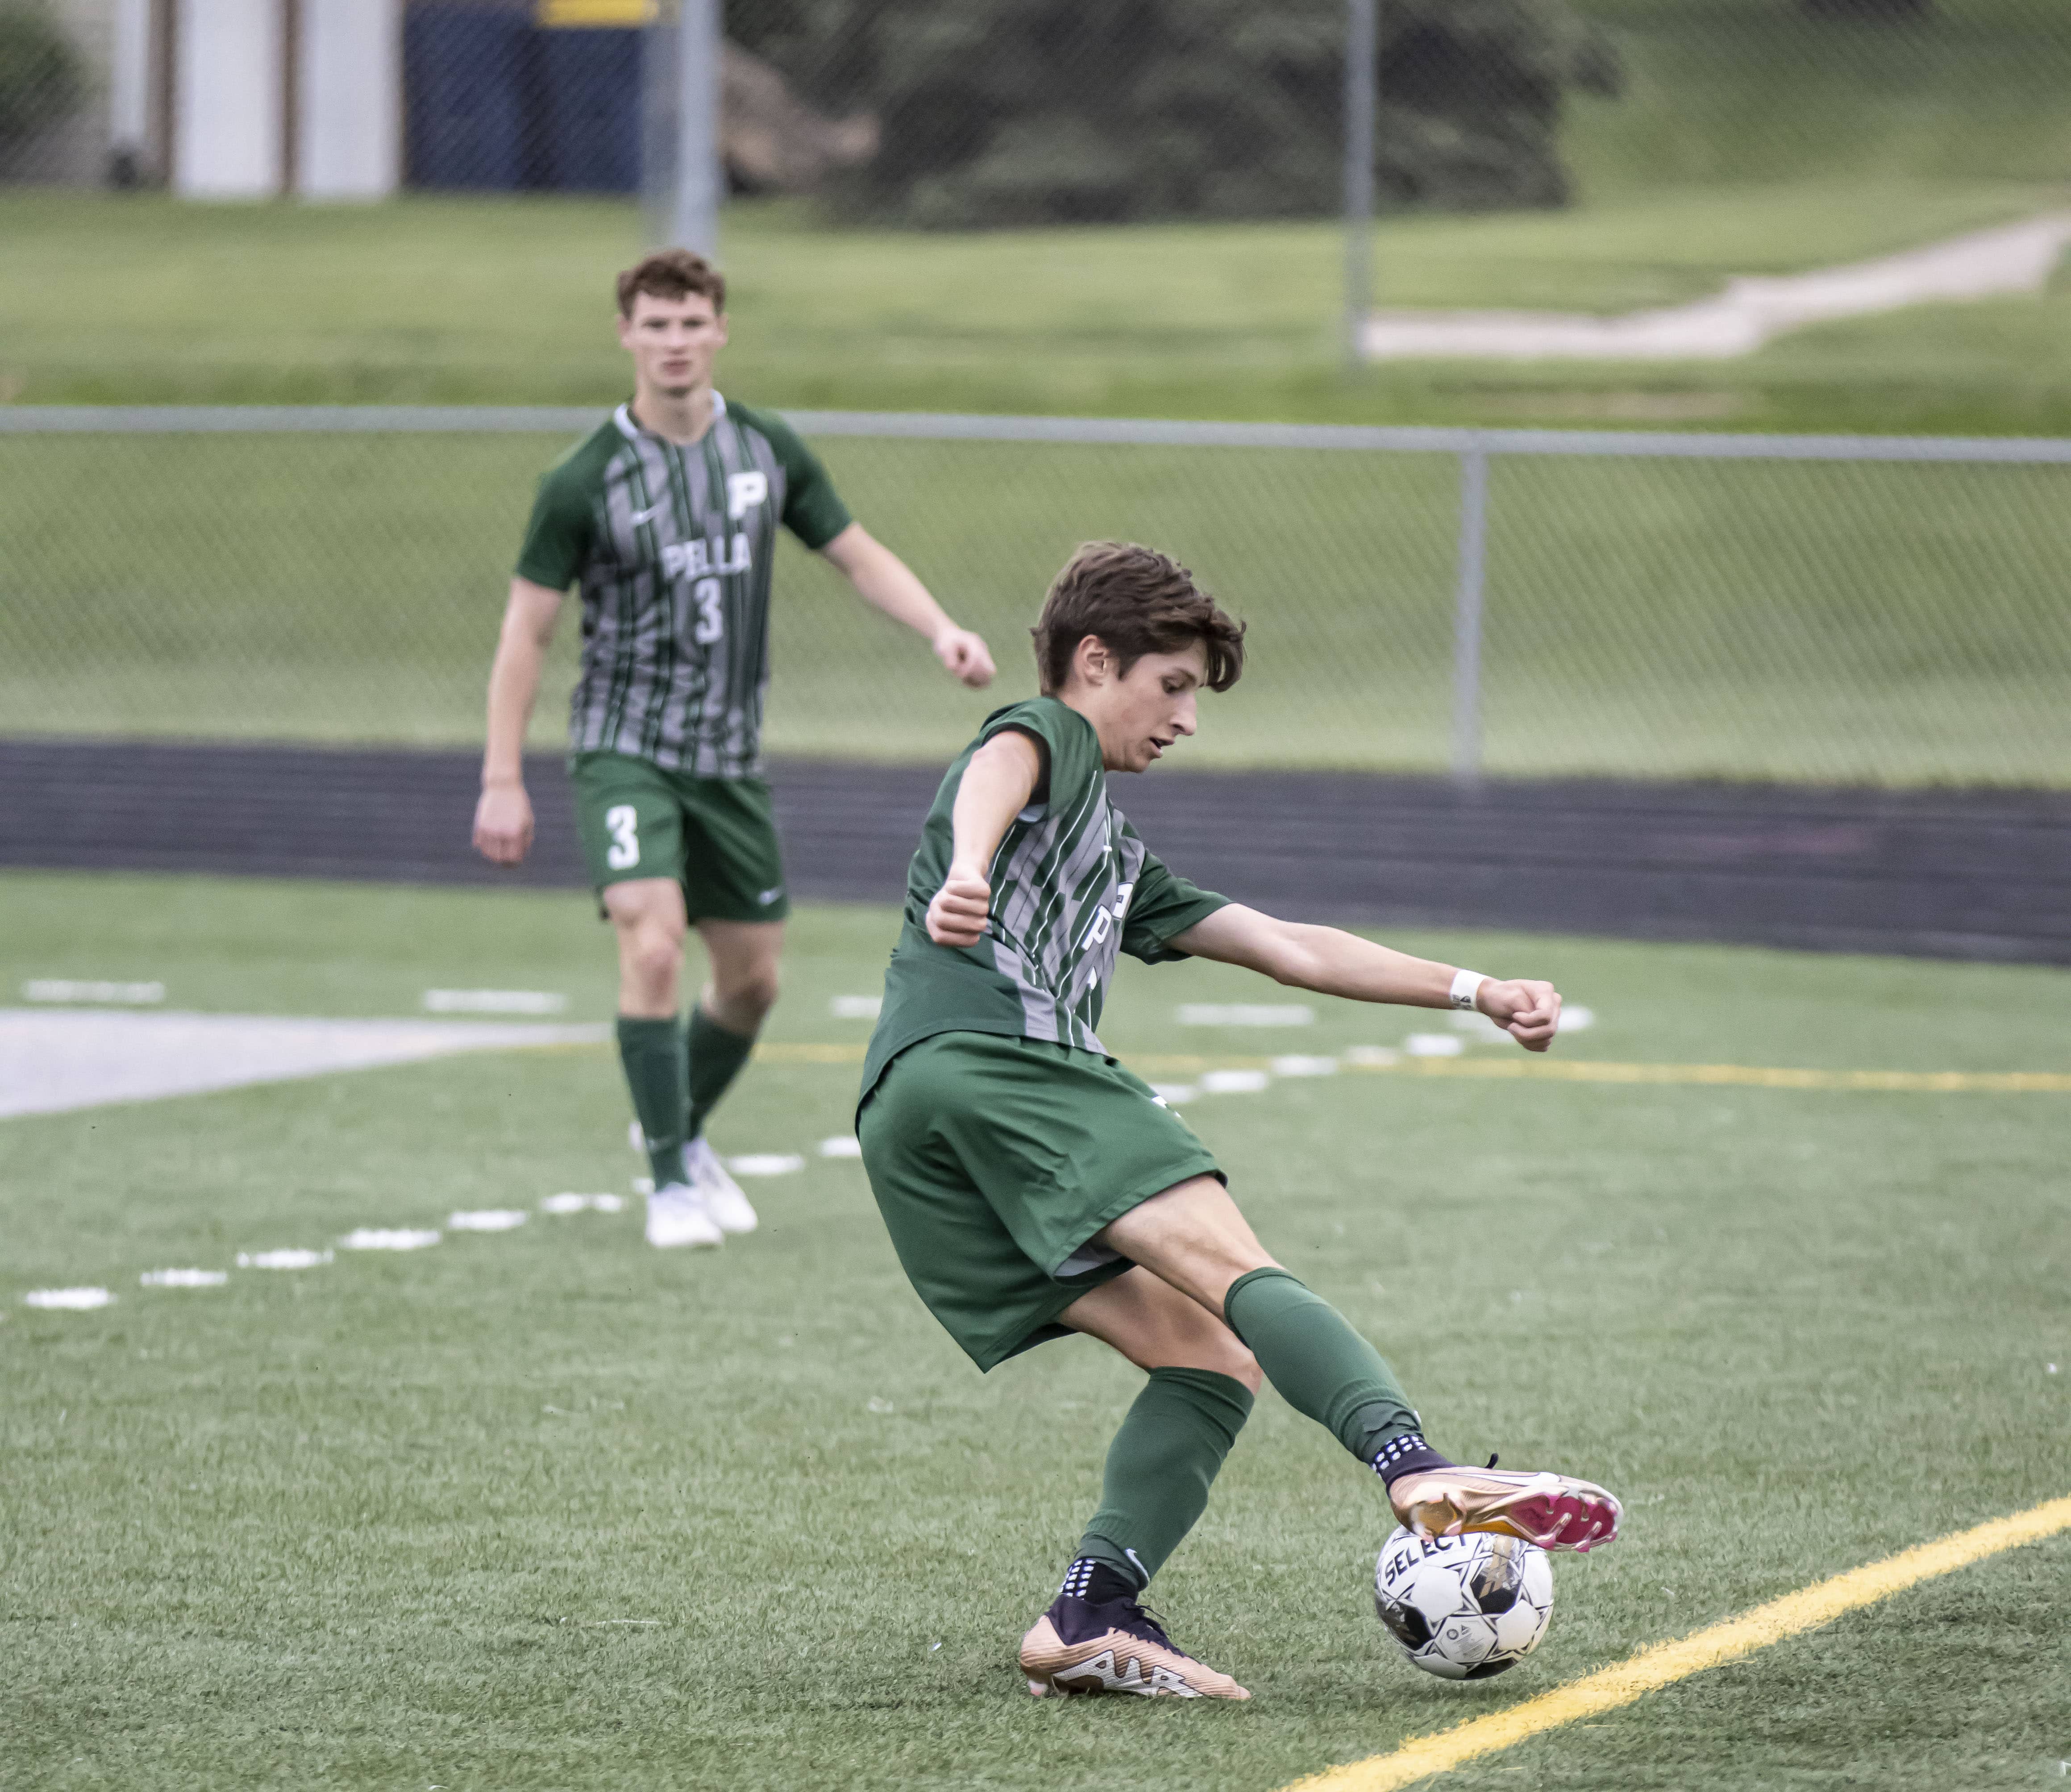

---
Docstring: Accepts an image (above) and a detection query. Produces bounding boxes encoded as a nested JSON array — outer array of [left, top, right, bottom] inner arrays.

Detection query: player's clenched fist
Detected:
[[1476, 978, 1562, 1052], [473, 781, 535, 866], [927, 865, 993, 947], [933, 625, 998, 690]]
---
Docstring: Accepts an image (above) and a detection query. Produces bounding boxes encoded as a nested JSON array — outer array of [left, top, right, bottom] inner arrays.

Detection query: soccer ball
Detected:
[[1373, 1525, 1555, 1679]]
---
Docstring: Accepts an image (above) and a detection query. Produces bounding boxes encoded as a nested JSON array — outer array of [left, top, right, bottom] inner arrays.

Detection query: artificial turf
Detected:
[[4, 871, 2068, 1790]]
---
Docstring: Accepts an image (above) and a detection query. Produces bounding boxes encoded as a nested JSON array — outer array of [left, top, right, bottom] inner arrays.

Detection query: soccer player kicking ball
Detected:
[[857, 542, 1621, 1701], [475, 249, 995, 1249]]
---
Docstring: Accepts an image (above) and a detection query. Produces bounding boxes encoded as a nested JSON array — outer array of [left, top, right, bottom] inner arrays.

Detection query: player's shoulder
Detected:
[[539, 411, 634, 494], [979, 697, 1100, 785], [719, 397, 816, 466]]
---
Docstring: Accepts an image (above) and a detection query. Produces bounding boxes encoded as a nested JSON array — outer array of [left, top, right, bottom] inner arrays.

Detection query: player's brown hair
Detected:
[[1031, 542, 1246, 696], [616, 248, 726, 318]]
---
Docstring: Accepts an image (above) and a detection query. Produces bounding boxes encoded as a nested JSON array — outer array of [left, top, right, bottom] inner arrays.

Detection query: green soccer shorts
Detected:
[[857, 1031, 1224, 1371], [567, 751, 790, 923]]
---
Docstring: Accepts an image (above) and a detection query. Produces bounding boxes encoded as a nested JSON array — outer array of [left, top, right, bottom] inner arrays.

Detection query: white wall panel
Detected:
[[174, 0, 284, 198], [297, 0, 400, 199]]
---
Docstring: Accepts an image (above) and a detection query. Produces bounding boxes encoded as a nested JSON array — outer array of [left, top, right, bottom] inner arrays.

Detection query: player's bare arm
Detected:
[[820, 522, 996, 689], [1170, 906, 1562, 1051], [925, 729, 1041, 945], [473, 575, 565, 865]]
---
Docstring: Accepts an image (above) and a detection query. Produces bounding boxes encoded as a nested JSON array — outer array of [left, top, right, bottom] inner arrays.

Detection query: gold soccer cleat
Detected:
[[1389, 1464, 1623, 1553]]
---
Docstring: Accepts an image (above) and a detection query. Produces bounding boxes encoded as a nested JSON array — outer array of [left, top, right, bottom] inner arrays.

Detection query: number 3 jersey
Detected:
[[861, 697, 1230, 1100], [515, 395, 853, 778]]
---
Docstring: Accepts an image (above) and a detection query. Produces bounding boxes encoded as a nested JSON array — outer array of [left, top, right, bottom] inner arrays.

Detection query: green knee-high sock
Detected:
[[1223, 1266, 1421, 1466], [685, 1004, 757, 1140], [618, 1016, 688, 1188], [1076, 1368, 1255, 1590]]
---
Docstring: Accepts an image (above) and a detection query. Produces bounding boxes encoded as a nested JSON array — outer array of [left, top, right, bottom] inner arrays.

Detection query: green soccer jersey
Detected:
[[515, 395, 853, 777], [861, 697, 1229, 1097]]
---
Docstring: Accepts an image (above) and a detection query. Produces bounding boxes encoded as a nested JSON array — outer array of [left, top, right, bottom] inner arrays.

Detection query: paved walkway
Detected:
[[3, 740, 2065, 964], [1362, 211, 2071, 361]]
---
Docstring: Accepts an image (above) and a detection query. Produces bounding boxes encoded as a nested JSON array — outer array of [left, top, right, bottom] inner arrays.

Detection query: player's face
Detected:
[[1086, 641, 1208, 774], [617, 291, 728, 397]]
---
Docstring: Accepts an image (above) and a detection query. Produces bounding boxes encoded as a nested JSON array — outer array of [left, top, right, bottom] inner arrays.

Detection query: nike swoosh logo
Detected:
[[630, 503, 667, 527], [757, 886, 783, 905]]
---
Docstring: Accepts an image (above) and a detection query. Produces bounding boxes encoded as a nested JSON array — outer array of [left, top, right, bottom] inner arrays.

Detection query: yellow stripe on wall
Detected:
[[1284, 1494, 2071, 1792]]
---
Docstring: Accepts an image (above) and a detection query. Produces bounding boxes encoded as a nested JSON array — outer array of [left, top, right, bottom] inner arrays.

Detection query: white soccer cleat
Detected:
[[683, 1136, 758, 1235], [645, 1182, 723, 1249]]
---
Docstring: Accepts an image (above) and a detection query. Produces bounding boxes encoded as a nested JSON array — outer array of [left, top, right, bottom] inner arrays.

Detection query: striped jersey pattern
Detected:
[[570, 398, 787, 776], [986, 779, 1149, 1057]]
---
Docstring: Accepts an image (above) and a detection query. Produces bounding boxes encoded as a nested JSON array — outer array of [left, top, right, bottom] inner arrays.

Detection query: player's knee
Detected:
[[719, 962, 780, 1020], [1220, 1340, 1264, 1395], [625, 929, 684, 996]]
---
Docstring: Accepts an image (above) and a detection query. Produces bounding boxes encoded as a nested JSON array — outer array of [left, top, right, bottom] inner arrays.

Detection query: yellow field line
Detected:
[[1284, 1494, 2071, 1792], [1342, 1057, 2071, 1094], [501, 1039, 2071, 1093]]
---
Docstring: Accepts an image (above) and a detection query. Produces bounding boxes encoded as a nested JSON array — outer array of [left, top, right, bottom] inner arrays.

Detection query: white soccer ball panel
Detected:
[[1375, 1525, 1555, 1680]]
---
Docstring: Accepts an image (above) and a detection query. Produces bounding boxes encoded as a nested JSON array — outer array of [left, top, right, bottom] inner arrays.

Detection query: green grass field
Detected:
[[6, 870, 2069, 1790], [7, 177, 2070, 435], [5, 428, 2066, 782]]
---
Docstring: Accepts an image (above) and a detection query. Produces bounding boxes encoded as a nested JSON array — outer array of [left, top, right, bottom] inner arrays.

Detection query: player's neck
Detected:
[[631, 382, 715, 447]]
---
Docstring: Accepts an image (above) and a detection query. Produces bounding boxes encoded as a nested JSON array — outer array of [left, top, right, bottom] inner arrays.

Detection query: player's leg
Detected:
[[1012, 1269, 1259, 1700], [603, 876, 720, 1249], [672, 776, 790, 1232], [568, 753, 719, 1247], [1057, 1269, 1260, 1598], [1099, 1179, 1622, 1551], [686, 916, 781, 1135]]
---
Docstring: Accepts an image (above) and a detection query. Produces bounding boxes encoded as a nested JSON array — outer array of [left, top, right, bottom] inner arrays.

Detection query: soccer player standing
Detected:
[[475, 250, 995, 1249], [857, 542, 1620, 1700]]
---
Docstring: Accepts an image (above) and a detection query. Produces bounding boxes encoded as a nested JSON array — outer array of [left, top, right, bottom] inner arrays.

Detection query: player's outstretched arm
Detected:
[[925, 730, 1042, 947], [473, 577, 565, 866], [820, 522, 996, 689], [1169, 904, 1562, 1052]]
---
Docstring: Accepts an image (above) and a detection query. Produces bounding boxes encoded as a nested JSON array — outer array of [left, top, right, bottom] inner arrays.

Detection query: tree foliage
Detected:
[[728, 0, 1621, 226], [0, 0, 84, 150]]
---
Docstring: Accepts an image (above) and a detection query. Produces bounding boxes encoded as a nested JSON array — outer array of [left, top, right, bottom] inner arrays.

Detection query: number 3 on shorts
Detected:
[[604, 804, 641, 871]]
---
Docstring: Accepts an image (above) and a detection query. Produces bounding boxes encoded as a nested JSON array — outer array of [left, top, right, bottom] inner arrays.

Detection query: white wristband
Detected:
[[1448, 969, 1487, 1011]]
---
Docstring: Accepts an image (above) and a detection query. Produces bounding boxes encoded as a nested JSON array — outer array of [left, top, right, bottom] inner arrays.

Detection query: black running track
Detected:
[[3, 739, 2066, 965]]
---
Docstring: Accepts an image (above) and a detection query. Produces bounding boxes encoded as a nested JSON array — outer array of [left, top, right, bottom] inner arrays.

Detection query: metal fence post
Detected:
[[1342, 0, 1377, 374], [1451, 443, 1489, 785], [670, 0, 721, 257]]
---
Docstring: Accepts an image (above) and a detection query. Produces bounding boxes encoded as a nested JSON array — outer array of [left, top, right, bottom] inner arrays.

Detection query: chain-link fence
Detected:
[[4, 408, 2066, 785]]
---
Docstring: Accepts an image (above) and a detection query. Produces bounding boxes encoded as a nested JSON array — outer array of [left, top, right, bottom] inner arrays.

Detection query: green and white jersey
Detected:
[[861, 697, 1228, 1096], [515, 395, 852, 777]]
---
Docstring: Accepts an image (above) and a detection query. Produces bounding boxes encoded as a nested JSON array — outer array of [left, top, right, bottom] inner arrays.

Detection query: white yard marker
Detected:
[[1177, 1003, 1314, 1027], [539, 1192, 626, 1214], [1404, 1033, 1465, 1058], [1345, 1045, 1400, 1066], [237, 1248, 333, 1269], [447, 1209, 528, 1232], [339, 1228, 441, 1252], [1448, 1011, 1513, 1042], [25, 1286, 113, 1309], [1270, 1054, 1339, 1078], [22, 979, 164, 1005], [817, 1136, 864, 1159], [1558, 1005, 1596, 1033], [1201, 1068, 1272, 1095], [1149, 1083, 1199, 1105], [139, 1269, 226, 1288], [830, 995, 882, 1020], [728, 1153, 805, 1177], [421, 989, 567, 1014]]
